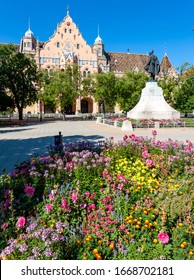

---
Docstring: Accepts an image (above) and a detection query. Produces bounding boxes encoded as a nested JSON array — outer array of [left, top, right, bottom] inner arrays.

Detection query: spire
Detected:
[[67, 5, 70, 16], [25, 19, 34, 38], [28, 18, 31, 30], [94, 25, 103, 44], [164, 42, 167, 56]]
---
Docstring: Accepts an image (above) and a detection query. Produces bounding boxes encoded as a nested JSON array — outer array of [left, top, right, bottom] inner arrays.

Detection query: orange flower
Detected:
[[96, 254, 102, 260], [93, 249, 98, 255]]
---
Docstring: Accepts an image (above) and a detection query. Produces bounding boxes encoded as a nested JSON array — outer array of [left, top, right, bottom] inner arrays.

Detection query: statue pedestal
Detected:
[[121, 120, 133, 132], [127, 81, 180, 120]]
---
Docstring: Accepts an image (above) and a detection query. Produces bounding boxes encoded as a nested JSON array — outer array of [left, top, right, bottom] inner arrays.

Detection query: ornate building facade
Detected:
[[18, 9, 177, 114]]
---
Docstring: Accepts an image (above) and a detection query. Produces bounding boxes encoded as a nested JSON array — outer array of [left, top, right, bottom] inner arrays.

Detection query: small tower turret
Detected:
[[20, 20, 37, 56]]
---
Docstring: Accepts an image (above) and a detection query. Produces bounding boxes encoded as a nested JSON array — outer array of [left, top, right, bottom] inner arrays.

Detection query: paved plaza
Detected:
[[0, 120, 194, 175]]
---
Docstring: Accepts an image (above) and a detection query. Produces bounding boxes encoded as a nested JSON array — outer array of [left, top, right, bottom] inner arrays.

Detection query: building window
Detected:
[[69, 29, 72, 33], [80, 60, 85, 65], [24, 43, 26, 47], [57, 42, 60, 48], [40, 57, 47, 64], [27, 42, 30, 48], [77, 44, 80, 49], [83, 71, 86, 77], [64, 29, 67, 33], [40, 57, 43, 64], [52, 58, 59, 65]]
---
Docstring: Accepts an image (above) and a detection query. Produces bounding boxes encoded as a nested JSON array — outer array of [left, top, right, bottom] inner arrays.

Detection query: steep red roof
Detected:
[[160, 54, 173, 75], [107, 52, 148, 72], [106, 52, 177, 77]]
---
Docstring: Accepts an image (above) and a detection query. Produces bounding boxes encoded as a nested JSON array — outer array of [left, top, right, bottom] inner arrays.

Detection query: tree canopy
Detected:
[[94, 72, 117, 113], [0, 44, 39, 119], [115, 71, 148, 112], [40, 65, 81, 113]]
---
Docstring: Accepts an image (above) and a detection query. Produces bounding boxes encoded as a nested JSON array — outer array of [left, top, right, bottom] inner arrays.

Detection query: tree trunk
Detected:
[[18, 107, 23, 120]]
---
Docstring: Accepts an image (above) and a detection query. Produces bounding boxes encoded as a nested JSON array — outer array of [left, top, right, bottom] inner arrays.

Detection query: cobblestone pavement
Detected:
[[0, 120, 193, 174]]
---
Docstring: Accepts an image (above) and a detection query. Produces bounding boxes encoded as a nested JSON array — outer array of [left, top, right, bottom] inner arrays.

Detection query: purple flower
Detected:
[[45, 249, 53, 257], [24, 184, 35, 197], [19, 244, 28, 252]]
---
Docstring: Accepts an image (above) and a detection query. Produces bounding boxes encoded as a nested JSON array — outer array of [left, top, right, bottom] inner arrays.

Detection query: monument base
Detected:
[[127, 81, 180, 120]]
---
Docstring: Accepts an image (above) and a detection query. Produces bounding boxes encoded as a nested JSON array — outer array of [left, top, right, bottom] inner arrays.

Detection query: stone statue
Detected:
[[144, 50, 160, 80]]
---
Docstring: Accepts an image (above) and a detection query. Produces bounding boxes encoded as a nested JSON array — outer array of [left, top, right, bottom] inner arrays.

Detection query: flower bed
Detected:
[[0, 134, 193, 260], [107, 117, 186, 129]]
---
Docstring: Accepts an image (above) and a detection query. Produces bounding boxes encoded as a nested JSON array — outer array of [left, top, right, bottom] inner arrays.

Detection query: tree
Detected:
[[80, 74, 96, 98], [0, 44, 39, 120], [0, 91, 14, 113], [173, 69, 194, 113], [116, 71, 148, 111], [41, 65, 80, 113], [158, 76, 179, 107], [176, 62, 191, 76], [94, 72, 117, 113], [0, 74, 14, 112]]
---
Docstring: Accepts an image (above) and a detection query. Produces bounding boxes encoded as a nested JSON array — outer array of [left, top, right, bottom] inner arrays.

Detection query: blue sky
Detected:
[[1, 0, 194, 69]]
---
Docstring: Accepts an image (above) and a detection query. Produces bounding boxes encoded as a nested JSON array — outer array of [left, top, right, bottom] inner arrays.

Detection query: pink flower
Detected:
[[102, 170, 108, 178], [158, 232, 170, 244], [185, 146, 191, 152], [142, 151, 149, 159], [129, 134, 138, 140], [146, 159, 153, 168], [85, 192, 90, 197], [61, 198, 67, 208], [191, 166, 194, 172], [61, 198, 69, 211], [4, 189, 10, 198], [49, 194, 55, 200], [4, 199, 10, 211], [117, 183, 123, 190], [45, 204, 52, 212], [107, 204, 113, 211], [71, 190, 78, 203], [87, 203, 96, 211], [16, 217, 26, 229], [117, 174, 127, 183], [24, 184, 35, 197], [2, 223, 8, 229], [152, 130, 157, 136]]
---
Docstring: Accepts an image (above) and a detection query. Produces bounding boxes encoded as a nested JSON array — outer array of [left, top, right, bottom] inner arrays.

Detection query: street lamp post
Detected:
[[40, 100, 43, 121]]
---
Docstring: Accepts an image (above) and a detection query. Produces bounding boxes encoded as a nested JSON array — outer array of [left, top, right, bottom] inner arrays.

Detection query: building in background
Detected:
[[12, 9, 178, 114]]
